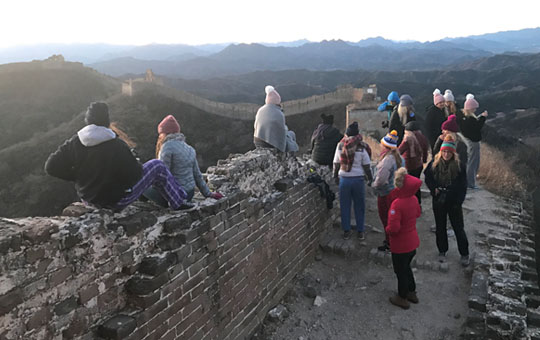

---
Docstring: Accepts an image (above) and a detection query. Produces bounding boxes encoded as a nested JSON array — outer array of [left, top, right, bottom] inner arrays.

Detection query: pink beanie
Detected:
[[433, 89, 444, 105], [265, 85, 281, 105], [441, 114, 459, 132], [464, 93, 479, 110], [158, 115, 180, 135]]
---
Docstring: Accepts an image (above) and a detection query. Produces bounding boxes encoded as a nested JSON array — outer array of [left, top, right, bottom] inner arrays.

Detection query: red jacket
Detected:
[[385, 175, 422, 254]]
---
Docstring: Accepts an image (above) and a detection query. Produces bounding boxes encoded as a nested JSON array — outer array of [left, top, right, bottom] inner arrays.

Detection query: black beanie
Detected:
[[405, 121, 421, 131], [85, 102, 110, 127], [321, 114, 334, 125], [346, 122, 359, 136]]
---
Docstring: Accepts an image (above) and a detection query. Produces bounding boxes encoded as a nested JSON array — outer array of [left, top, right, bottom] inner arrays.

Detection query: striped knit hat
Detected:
[[381, 130, 399, 149], [440, 135, 456, 152]]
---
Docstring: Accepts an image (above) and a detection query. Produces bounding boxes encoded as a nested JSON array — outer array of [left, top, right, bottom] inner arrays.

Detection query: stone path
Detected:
[[255, 181, 538, 339]]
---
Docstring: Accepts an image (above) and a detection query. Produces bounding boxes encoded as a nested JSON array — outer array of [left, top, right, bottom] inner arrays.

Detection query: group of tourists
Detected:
[[46, 84, 487, 312], [307, 89, 487, 310]]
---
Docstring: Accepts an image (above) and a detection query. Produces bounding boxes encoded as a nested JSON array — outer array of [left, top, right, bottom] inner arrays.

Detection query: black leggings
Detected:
[[433, 200, 469, 256], [391, 250, 416, 298]]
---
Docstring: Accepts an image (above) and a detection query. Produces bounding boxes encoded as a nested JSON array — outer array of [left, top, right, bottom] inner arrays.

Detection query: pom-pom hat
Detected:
[[265, 85, 281, 105], [440, 135, 456, 152], [464, 93, 479, 110], [444, 89, 455, 102], [433, 89, 445, 105], [381, 130, 399, 149], [441, 114, 459, 133], [158, 115, 180, 135]]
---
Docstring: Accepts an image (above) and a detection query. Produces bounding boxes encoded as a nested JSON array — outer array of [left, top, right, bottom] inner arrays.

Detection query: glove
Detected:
[[210, 192, 224, 199], [381, 120, 389, 129]]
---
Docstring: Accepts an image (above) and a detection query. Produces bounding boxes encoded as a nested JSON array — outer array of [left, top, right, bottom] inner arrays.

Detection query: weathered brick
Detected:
[[113, 212, 158, 236], [0, 288, 23, 316], [54, 296, 78, 315], [62, 315, 88, 338], [25, 247, 45, 263], [163, 215, 192, 233], [139, 254, 175, 276], [49, 267, 73, 287], [78, 283, 99, 305], [125, 272, 169, 296], [22, 222, 58, 245], [26, 307, 52, 330], [99, 315, 137, 340]]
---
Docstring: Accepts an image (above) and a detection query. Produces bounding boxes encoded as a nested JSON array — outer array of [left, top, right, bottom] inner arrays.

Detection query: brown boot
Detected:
[[407, 291, 419, 304], [389, 295, 410, 310]]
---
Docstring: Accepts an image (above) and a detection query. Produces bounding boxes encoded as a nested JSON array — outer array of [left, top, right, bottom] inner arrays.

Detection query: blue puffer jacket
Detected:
[[159, 133, 211, 197]]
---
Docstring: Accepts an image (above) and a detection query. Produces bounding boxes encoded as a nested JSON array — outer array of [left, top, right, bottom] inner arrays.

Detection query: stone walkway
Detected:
[[255, 181, 539, 339]]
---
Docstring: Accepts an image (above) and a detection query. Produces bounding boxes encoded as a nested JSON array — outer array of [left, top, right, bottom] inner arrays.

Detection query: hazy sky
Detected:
[[2, 0, 538, 47]]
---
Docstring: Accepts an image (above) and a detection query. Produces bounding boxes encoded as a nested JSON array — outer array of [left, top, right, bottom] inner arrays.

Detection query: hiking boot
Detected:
[[357, 231, 365, 240], [438, 252, 446, 263], [343, 230, 352, 240], [389, 295, 410, 310], [461, 255, 470, 267], [406, 291, 419, 304], [377, 240, 390, 252]]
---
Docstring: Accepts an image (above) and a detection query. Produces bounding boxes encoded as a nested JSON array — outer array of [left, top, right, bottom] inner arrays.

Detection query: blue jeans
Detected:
[[339, 176, 366, 232]]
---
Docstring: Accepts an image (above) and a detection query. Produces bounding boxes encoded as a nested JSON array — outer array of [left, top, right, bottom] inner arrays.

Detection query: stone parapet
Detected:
[[0, 150, 334, 339]]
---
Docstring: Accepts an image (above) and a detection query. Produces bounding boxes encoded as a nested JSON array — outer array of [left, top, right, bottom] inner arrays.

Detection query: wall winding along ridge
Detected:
[[0, 150, 334, 340]]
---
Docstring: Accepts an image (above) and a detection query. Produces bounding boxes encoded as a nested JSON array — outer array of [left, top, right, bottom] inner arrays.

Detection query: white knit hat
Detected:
[[444, 89, 455, 102]]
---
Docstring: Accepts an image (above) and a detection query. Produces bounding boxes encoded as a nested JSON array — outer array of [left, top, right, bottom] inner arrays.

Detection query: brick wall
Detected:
[[0, 149, 334, 339]]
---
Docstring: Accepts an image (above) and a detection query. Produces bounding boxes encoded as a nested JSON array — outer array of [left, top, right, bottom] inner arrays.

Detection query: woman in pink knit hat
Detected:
[[144, 115, 223, 207], [456, 94, 488, 189]]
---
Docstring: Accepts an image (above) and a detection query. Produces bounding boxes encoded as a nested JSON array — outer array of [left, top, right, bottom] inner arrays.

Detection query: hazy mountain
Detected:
[[90, 41, 492, 78], [444, 27, 540, 53], [98, 44, 210, 61]]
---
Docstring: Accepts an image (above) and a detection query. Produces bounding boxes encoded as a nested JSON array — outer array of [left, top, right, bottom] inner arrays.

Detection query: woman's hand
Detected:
[[480, 111, 488, 117]]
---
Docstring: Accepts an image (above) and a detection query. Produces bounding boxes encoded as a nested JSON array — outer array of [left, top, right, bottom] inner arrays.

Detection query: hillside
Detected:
[[0, 58, 120, 150]]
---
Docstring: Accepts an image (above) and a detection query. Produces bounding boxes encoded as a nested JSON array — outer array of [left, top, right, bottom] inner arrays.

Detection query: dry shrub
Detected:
[[478, 143, 526, 199]]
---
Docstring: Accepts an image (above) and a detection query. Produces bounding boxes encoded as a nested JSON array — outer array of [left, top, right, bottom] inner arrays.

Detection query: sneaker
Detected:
[[377, 240, 390, 252], [389, 295, 410, 310], [461, 255, 470, 267], [343, 230, 352, 240], [438, 252, 446, 263], [357, 231, 365, 240], [406, 291, 419, 304], [177, 202, 196, 211]]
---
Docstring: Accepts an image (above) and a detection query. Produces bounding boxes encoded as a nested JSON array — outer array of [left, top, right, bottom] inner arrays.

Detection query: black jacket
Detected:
[[456, 112, 486, 142], [389, 106, 416, 146], [45, 134, 142, 208], [311, 125, 343, 166], [424, 105, 447, 149], [424, 160, 467, 205]]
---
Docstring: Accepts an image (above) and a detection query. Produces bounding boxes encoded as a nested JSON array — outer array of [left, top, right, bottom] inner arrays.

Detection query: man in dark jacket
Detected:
[[311, 114, 343, 166], [45, 102, 188, 210]]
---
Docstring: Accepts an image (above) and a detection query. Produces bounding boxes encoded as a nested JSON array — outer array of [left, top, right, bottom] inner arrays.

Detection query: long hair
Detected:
[[432, 149, 460, 169], [383, 147, 403, 168], [155, 133, 168, 159], [445, 102, 457, 116], [110, 122, 136, 149], [462, 108, 478, 119]]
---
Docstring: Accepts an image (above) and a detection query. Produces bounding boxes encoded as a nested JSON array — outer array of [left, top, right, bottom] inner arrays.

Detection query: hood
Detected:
[[395, 174, 422, 198], [164, 132, 186, 143], [77, 124, 116, 147]]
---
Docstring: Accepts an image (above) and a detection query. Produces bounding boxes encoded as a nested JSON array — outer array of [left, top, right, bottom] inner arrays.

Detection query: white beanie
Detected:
[[265, 85, 281, 105], [444, 89, 455, 102]]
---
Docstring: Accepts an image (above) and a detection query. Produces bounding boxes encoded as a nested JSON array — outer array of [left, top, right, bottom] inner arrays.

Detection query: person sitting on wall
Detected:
[[253, 85, 297, 152], [44, 102, 189, 211], [143, 115, 224, 207], [311, 113, 343, 167], [378, 91, 400, 129]]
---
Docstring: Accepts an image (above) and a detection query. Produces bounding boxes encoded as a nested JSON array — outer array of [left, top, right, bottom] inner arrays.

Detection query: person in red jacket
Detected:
[[385, 167, 422, 310]]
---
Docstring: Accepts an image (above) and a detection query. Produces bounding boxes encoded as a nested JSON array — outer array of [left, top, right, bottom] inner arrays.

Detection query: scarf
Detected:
[[311, 123, 332, 143], [404, 131, 421, 158], [339, 135, 364, 172], [434, 159, 459, 187]]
